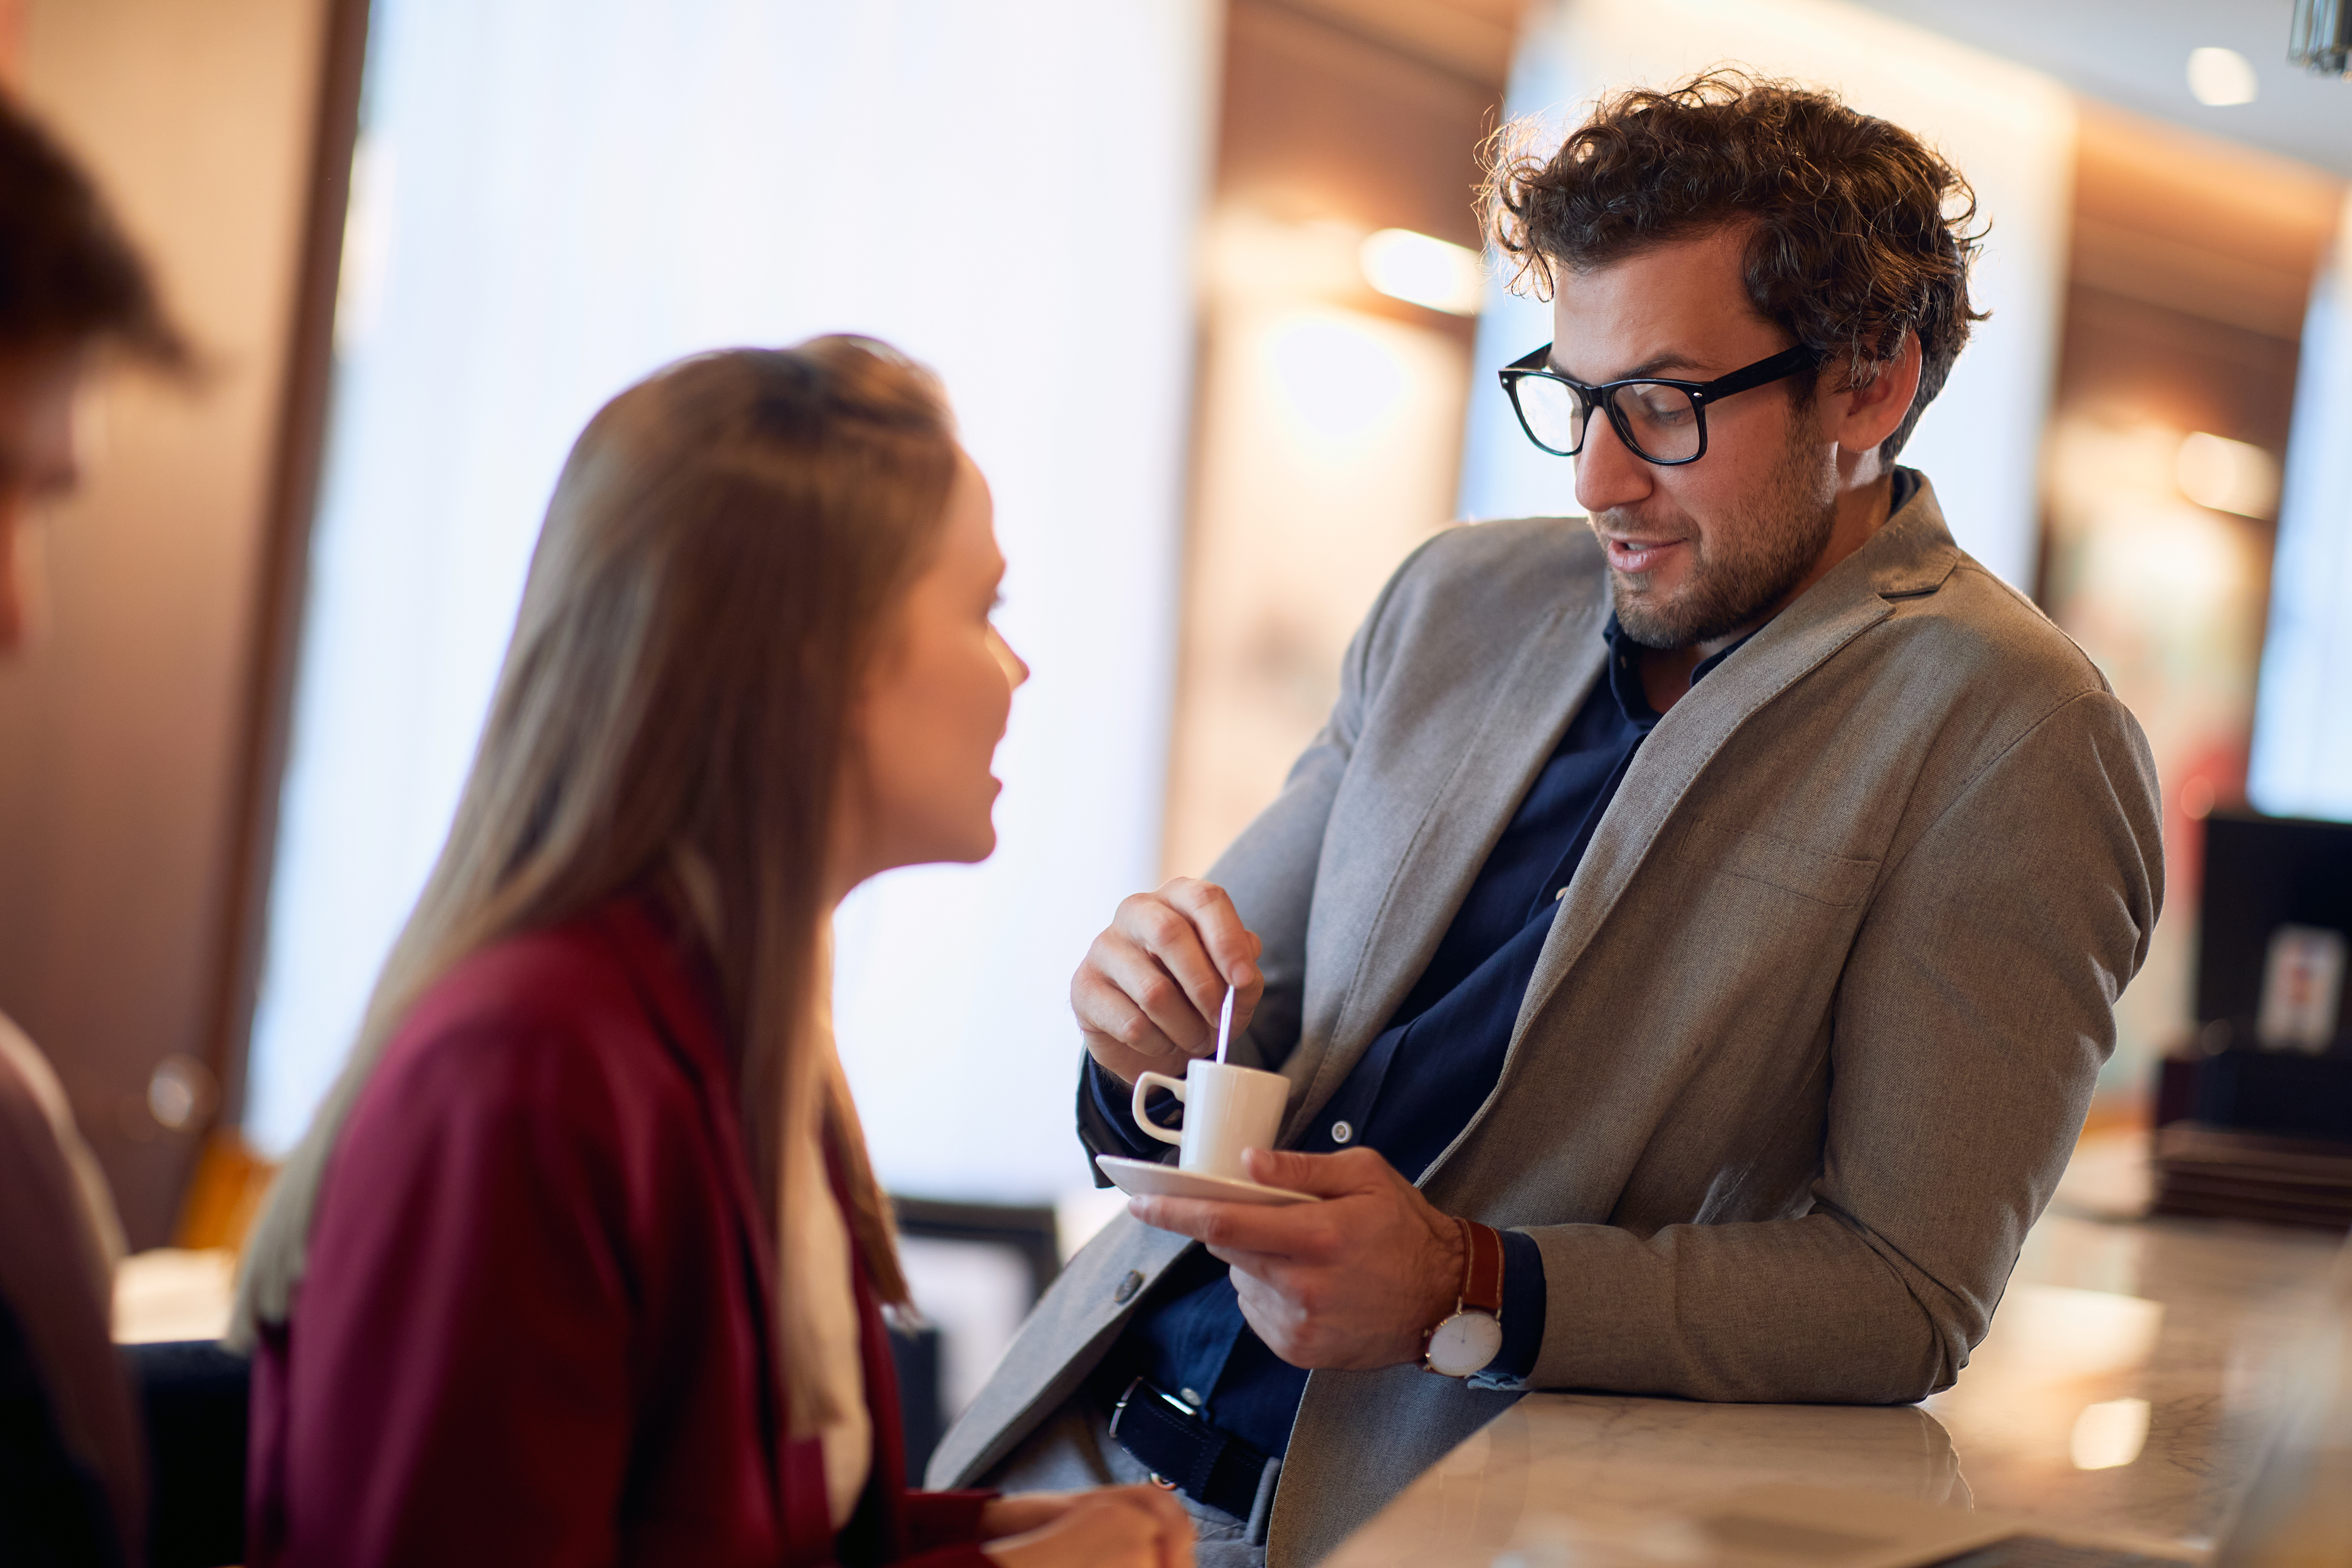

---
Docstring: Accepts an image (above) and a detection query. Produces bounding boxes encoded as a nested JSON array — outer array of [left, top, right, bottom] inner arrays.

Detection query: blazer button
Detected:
[[1331, 1120, 1353, 1144], [1114, 1270, 1144, 1304]]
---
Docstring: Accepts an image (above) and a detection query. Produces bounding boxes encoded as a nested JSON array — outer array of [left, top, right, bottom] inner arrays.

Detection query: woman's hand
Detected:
[[975, 1492, 1086, 1539], [979, 1484, 1195, 1568]]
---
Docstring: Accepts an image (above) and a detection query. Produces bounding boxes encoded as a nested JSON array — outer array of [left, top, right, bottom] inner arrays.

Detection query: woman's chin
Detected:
[[932, 820, 999, 867]]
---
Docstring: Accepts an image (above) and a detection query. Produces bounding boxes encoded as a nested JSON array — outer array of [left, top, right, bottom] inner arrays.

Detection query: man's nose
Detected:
[[1573, 409, 1654, 515]]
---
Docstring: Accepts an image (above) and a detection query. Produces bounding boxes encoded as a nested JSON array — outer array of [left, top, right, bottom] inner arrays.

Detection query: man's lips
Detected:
[[1603, 536, 1686, 574]]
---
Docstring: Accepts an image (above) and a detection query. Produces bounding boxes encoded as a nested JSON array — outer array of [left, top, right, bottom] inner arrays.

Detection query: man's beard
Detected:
[[1599, 424, 1838, 651]]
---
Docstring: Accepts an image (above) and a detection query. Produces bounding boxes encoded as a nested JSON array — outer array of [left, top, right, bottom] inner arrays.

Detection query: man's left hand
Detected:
[[1125, 1147, 1465, 1370]]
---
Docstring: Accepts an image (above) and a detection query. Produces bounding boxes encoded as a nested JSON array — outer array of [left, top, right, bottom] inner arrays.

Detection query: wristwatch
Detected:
[[1421, 1217, 1505, 1378]]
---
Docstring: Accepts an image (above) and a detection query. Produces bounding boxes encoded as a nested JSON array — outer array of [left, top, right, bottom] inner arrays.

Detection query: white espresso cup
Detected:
[[1131, 1059, 1289, 1182]]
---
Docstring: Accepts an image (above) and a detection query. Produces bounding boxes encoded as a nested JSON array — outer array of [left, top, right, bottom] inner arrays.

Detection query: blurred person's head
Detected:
[[1486, 72, 1983, 651], [0, 91, 189, 654], [238, 338, 1028, 1428]]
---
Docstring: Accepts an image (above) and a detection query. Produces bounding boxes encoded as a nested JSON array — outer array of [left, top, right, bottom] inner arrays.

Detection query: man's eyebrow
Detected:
[[1548, 349, 1714, 382]]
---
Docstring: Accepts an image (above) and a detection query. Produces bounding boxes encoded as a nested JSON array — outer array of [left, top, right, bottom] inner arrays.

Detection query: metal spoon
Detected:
[[1214, 983, 1235, 1065]]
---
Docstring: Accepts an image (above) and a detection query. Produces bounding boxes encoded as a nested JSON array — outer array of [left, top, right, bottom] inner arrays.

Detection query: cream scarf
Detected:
[[671, 851, 870, 1526], [793, 931, 872, 1529]]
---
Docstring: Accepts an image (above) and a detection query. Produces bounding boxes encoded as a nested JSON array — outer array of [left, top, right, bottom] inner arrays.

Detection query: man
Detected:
[[931, 73, 2163, 1568], [0, 87, 190, 1566]]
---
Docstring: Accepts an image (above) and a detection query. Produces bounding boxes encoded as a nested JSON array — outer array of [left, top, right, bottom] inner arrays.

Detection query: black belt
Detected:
[[1103, 1374, 1280, 1528]]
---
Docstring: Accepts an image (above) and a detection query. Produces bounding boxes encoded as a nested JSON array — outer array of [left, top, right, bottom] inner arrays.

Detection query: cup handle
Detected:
[[1131, 1071, 1186, 1147]]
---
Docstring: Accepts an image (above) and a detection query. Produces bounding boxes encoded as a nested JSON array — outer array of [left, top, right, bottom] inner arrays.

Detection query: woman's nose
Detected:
[[991, 626, 1029, 689]]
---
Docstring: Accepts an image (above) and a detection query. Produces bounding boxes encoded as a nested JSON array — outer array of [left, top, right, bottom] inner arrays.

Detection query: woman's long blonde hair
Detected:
[[234, 338, 951, 1425]]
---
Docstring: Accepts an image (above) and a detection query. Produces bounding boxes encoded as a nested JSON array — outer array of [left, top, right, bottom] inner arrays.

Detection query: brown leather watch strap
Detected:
[[1457, 1218, 1504, 1315]]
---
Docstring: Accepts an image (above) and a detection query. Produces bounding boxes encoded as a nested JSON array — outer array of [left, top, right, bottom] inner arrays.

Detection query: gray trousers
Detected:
[[977, 1387, 1272, 1568]]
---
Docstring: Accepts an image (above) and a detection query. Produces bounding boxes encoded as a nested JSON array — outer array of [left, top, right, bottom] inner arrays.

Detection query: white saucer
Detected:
[[1095, 1155, 1320, 1206]]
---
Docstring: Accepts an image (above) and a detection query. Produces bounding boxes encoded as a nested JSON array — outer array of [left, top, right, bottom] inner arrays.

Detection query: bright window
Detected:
[[2250, 195, 2352, 822], [244, 0, 1218, 1208]]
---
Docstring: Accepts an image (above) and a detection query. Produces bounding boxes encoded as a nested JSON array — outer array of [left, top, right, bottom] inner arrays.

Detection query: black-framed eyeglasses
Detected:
[[1498, 342, 1818, 466]]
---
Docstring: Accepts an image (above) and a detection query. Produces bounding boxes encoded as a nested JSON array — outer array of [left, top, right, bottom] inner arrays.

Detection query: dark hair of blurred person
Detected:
[[0, 86, 191, 1568], [0, 86, 190, 650], [232, 337, 1195, 1568]]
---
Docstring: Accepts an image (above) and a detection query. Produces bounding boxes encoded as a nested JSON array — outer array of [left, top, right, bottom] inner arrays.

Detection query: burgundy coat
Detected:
[[247, 898, 995, 1567]]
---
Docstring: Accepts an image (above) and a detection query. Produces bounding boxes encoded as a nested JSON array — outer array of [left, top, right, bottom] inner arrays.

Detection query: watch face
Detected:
[[1426, 1310, 1504, 1378]]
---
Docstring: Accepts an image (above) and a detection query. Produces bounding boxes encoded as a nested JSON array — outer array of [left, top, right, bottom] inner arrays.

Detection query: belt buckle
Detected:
[[1109, 1375, 1145, 1436], [1108, 1377, 1201, 1493]]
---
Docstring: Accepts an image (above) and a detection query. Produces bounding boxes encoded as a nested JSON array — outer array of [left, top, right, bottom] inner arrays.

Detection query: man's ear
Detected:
[[1835, 330, 1924, 458]]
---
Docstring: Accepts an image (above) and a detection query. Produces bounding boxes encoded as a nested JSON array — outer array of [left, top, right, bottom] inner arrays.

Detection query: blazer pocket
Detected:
[[1677, 819, 1879, 908]]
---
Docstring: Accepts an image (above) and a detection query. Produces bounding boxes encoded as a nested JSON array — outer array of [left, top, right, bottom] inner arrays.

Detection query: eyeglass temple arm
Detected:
[[1693, 343, 1818, 402]]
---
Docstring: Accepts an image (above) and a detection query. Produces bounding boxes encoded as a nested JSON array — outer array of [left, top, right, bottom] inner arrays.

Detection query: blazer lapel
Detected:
[[1282, 580, 1610, 1142]]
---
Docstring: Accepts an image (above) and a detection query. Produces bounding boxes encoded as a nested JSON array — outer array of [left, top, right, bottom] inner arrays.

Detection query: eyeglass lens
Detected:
[[1514, 378, 1704, 463]]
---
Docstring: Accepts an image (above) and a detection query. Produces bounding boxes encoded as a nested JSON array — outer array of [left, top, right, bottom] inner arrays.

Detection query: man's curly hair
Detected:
[[1486, 70, 1986, 461]]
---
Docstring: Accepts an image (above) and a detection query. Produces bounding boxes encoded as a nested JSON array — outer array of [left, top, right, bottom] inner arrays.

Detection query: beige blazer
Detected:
[[929, 478, 2164, 1566]]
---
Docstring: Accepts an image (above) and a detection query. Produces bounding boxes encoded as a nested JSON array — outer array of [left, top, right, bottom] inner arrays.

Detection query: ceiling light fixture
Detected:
[[2290, 0, 2351, 76], [2186, 46, 2259, 106]]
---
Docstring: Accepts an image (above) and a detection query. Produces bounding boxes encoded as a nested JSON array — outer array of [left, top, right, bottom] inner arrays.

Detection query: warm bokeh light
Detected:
[[1268, 315, 1409, 440], [2070, 1397, 2153, 1470], [2186, 47, 2259, 107], [1359, 227, 1483, 316], [2176, 430, 2281, 518]]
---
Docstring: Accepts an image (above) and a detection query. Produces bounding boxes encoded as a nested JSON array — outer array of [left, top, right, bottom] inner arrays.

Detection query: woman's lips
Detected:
[[1606, 536, 1685, 574]]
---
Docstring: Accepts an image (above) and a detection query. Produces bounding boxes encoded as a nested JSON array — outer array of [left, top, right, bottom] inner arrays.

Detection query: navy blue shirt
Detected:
[[1083, 611, 1756, 1460]]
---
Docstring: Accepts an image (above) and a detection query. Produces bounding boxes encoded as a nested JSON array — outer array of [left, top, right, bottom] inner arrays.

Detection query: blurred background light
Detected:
[[1269, 315, 1410, 440], [2186, 46, 2259, 107], [2070, 1396, 2152, 1470], [2176, 430, 2281, 517], [1359, 227, 1484, 316]]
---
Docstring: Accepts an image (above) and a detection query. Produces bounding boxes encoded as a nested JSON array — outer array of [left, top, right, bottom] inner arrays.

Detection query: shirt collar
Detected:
[[1601, 610, 1756, 724]]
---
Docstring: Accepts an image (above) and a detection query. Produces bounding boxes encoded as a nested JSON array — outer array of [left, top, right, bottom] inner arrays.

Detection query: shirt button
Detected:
[[1179, 1387, 1203, 1408], [1331, 1120, 1353, 1144], [1554, 887, 1569, 902], [1114, 1269, 1144, 1304]]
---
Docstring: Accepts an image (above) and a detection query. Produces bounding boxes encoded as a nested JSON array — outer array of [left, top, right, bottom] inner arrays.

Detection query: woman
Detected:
[[231, 339, 1193, 1568]]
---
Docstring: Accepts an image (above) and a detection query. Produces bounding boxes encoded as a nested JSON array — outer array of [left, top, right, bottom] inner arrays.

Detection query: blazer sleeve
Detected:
[[1524, 687, 2164, 1402]]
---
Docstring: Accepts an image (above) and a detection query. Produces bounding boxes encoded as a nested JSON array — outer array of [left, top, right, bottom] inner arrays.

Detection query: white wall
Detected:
[[2250, 193, 2352, 824], [1461, 0, 2074, 595], [245, 0, 1220, 1208]]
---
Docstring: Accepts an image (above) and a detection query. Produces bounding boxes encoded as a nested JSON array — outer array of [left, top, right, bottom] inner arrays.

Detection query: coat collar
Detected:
[[592, 895, 740, 1096], [587, 895, 777, 1308]]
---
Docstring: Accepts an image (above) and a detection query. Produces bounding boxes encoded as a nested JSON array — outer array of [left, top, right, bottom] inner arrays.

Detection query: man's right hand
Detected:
[[1073, 877, 1264, 1087]]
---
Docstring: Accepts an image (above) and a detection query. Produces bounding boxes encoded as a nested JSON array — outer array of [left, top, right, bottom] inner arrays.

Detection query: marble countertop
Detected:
[[1328, 1148, 2347, 1567]]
